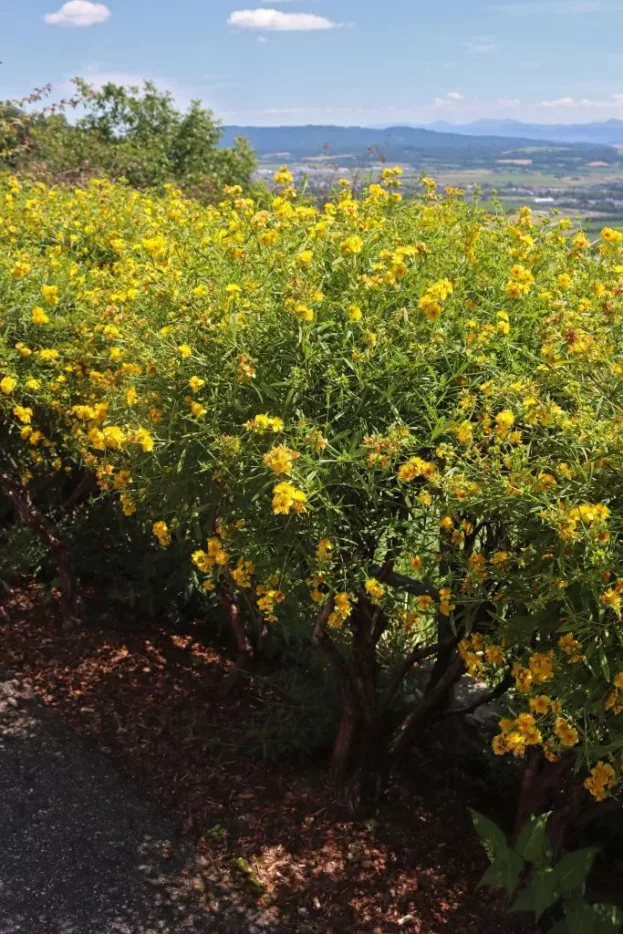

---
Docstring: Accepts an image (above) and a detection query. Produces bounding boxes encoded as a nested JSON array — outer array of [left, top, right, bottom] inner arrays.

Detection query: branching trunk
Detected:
[[388, 654, 465, 763], [0, 461, 79, 628], [217, 587, 254, 692], [312, 599, 361, 785], [513, 750, 576, 848]]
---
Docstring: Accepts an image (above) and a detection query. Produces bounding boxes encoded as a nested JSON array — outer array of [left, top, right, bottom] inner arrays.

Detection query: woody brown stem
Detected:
[[0, 460, 79, 628]]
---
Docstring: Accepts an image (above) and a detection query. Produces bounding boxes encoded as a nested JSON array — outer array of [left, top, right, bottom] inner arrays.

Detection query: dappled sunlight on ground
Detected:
[[0, 585, 522, 933]]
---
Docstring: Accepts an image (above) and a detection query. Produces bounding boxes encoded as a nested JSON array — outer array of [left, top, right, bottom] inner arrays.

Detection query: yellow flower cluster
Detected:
[[2, 172, 623, 791]]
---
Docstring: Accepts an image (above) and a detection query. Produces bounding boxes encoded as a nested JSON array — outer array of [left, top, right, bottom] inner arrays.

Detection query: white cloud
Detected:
[[465, 41, 498, 52], [539, 96, 576, 107], [228, 9, 340, 30], [431, 91, 466, 109], [44, 0, 111, 27], [539, 93, 623, 109]]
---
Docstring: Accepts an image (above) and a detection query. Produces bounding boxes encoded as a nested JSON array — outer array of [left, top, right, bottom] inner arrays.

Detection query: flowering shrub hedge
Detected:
[[2, 168, 623, 825]]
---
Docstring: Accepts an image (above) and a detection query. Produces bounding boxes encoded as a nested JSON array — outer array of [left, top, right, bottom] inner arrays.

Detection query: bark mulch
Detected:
[[0, 585, 528, 934]]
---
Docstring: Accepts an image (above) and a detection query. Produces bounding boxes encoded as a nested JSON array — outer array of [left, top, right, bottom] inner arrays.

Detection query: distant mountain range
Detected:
[[375, 119, 623, 147], [221, 124, 618, 169]]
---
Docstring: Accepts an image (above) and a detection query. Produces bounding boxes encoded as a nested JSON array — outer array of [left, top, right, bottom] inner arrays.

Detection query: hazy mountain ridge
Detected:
[[220, 124, 617, 167], [377, 119, 623, 146]]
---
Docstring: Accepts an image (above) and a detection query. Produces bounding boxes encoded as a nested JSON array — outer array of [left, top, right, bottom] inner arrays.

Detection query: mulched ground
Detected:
[[0, 584, 529, 934]]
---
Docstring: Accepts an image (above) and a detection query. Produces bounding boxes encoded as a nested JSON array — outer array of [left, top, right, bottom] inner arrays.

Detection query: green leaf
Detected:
[[546, 923, 568, 934], [478, 847, 525, 898], [592, 903, 623, 934], [470, 809, 508, 860], [511, 868, 559, 921], [516, 812, 553, 868], [599, 648, 611, 683], [565, 899, 596, 934], [555, 848, 599, 895]]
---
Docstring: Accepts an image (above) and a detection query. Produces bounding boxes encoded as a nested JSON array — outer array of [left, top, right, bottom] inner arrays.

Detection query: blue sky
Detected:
[[3, 0, 623, 125]]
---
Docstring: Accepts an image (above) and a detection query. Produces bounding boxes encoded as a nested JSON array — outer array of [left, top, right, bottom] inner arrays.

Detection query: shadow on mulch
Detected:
[[0, 585, 529, 934]]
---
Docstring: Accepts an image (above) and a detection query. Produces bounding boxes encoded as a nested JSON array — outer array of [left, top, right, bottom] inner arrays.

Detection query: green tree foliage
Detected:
[[0, 79, 256, 199]]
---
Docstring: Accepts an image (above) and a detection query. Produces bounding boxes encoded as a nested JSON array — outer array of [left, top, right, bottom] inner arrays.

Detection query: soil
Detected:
[[0, 584, 529, 934]]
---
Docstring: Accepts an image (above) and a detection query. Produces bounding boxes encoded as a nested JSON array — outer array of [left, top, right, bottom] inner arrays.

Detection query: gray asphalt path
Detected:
[[0, 672, 282, 934]]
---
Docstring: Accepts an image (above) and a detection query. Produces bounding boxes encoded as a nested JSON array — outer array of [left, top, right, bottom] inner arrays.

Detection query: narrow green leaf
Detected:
[[565, 899, 596, 934], [478, 847, 525, 898], [547, 922, 569, 934], [599, 649, 611, 683], [511, 868, 559, 921], [470, 809, 508, 860], [516, 812, 553, 868], [554, 848, 599, 895]]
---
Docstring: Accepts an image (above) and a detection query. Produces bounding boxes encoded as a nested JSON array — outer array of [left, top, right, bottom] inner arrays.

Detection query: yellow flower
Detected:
[[272, 481, 307, 516], [273, 166, 293, 186], [602, 588, 622, 615], [558, 633, 583, 658], [397, 457, 436, 482], [231, 558, 256, 589], [189, 376, 205, 392], [178, 344, 192, 358], [31, 306, 50, 325], [454, 422, 473, 446], [492, 734, 510, 756], [11, 260, 31, 278], [584, 761, 616, 801], [13, 405, 33, 424], [119, 494, 136, 516], [528, 651, 554, 684], [132, 428, 154, 452], [512, 663, 533, 693], [41, 285, 59, 305], [340, 235, 363, 255], [316, 539, 333, 562], [346, 303, 362, 321], [554, 717, 579, 748], [246, 414, 284, 434], [529, 695, 551, 715], [190, 401, 206, 417], [485, 644, 505, 666], [153, 521, 172, 547], [113, 470, 132, 491], [495, 409, 515, 433], [364, 577, 385, 604], [1, 376, 17, 395], [142, 234, 168, 255], [263, 445, 299, 476], [328, 591, 352, 629]]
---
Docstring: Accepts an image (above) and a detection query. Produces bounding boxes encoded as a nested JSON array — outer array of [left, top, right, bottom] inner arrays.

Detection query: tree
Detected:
[[1, 79, 256, 199]]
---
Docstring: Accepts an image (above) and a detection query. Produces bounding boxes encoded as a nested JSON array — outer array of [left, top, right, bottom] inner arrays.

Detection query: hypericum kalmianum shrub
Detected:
[[2, 168, 623, 826]]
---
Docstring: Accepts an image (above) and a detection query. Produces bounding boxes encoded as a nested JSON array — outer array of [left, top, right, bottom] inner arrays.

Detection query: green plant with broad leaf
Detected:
[[471, 809, 622, 933]]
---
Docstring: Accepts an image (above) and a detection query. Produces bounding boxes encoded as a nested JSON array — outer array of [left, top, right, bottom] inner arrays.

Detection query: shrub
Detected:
[[2, 169, 623, 822], [0, 80, 256, 200]]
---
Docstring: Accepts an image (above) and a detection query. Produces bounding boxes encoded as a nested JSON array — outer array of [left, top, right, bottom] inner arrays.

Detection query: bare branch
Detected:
[[382, 638, 455, 713], [440, 670, 513, 718]]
